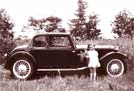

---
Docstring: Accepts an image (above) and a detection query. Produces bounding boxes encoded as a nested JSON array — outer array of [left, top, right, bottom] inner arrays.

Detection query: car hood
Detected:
[[76, 44, 119, 50]]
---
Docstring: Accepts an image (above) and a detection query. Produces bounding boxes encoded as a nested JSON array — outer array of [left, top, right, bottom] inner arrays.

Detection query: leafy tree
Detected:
[[85, 14, 101, 39], [112, 10, 134, 38], [45, 16, 63, 32], [126, 18, 134, 39], [26, 17, 46, 33], [0, 9, 15, 64], [23, 16, 65, 33], [69, 0, 100, 40], [69, 0, 87, 39]]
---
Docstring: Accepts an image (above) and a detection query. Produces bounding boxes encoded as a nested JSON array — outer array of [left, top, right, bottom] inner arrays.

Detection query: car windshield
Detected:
[[70, 36, 79, 47]]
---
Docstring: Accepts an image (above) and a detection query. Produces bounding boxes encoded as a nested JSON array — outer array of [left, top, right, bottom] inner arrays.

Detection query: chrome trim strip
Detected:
[[37, 67, 88, 71]]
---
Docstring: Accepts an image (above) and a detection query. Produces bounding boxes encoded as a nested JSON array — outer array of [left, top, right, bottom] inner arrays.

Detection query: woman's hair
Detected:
[[87, 44, 91, 48], [88, 44, 95, 49]]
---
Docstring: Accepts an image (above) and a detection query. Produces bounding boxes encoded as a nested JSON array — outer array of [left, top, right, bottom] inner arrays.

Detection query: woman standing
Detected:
[[85, 44, 100, 81]]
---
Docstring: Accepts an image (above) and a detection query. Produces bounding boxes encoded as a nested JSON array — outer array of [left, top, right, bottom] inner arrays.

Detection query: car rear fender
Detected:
[[6, 51, 36, 69]]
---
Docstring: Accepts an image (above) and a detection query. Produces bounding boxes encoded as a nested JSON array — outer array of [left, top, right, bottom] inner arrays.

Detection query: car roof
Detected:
[[34, 32, 70, 36]]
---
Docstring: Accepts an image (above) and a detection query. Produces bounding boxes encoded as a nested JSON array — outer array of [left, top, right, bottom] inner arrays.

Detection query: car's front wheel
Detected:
[[11, 58, 34, 80], [106, 58, 125, 77]]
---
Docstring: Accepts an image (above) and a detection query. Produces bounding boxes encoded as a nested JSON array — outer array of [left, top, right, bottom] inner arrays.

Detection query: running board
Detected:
[[37, 66, 88, 71]]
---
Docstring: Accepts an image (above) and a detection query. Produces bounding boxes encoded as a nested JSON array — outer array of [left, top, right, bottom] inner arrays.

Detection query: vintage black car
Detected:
[[4, 32, 128, 79]]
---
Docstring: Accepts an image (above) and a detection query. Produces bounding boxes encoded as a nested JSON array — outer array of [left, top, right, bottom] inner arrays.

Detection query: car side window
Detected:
[[33, 36, 48, 47], [48, 36, 71, 48]]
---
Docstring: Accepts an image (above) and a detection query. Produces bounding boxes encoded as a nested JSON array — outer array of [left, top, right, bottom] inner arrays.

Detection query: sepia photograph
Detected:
[[0, 0, 134, 91]]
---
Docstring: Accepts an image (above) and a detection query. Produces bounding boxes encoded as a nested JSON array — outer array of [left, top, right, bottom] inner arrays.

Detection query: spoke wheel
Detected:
[[106, 59, 124, 77], [12, 59, 32, 79]]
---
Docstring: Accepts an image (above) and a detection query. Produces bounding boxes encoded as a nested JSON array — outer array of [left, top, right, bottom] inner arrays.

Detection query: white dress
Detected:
[[87, 50, 100, 68]]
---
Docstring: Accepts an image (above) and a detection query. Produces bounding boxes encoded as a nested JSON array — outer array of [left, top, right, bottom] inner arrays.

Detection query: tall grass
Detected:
[[0, 76, 114, 91]]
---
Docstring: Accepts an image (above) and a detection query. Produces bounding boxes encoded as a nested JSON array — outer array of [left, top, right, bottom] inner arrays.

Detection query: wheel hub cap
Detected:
[[111, 64, 119, 72], [18, 64, 27, 73]]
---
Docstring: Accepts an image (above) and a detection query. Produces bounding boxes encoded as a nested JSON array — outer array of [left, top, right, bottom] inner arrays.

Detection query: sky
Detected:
[[0, 0, 134, 39]]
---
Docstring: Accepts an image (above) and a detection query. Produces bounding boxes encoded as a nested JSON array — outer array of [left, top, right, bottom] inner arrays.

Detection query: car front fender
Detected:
[[99, 51, 127, 62]]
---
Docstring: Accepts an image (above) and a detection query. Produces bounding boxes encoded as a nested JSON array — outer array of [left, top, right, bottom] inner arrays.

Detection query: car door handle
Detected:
[[72, 50, 76, 53]]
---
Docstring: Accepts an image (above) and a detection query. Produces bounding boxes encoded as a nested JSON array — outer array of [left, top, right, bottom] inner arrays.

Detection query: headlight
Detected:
[[4, 53, 7, 57]]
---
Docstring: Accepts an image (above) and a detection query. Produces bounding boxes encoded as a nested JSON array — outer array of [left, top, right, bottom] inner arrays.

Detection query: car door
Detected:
[[46, 36, 80, 68], [46, 47, 80, 68]]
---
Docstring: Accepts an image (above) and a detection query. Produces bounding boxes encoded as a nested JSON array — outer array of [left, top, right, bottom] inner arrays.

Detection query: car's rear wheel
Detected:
[[11, 58, 34, 80], [106, 58, 125, 77]]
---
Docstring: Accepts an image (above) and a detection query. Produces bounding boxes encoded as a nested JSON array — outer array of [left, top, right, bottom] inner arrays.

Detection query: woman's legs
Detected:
[[90, 67, 93, 81], [90, 68, 97, 81], [93, 68, 97, 81]]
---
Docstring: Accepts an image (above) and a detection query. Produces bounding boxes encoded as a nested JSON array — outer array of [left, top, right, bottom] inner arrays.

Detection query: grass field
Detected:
[[0, 71, 134, 91], [1, 37, 134, 91]]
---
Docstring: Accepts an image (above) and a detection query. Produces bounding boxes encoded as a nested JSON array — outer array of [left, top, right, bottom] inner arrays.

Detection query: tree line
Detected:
[[0, 0, 134, 63]]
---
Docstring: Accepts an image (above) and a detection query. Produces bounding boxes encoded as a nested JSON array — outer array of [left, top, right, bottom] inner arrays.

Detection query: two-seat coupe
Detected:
[[4, 32, 128, 79]]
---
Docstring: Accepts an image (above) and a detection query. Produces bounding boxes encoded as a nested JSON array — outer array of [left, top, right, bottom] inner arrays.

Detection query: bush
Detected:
[[0, 9, 16, 64]]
